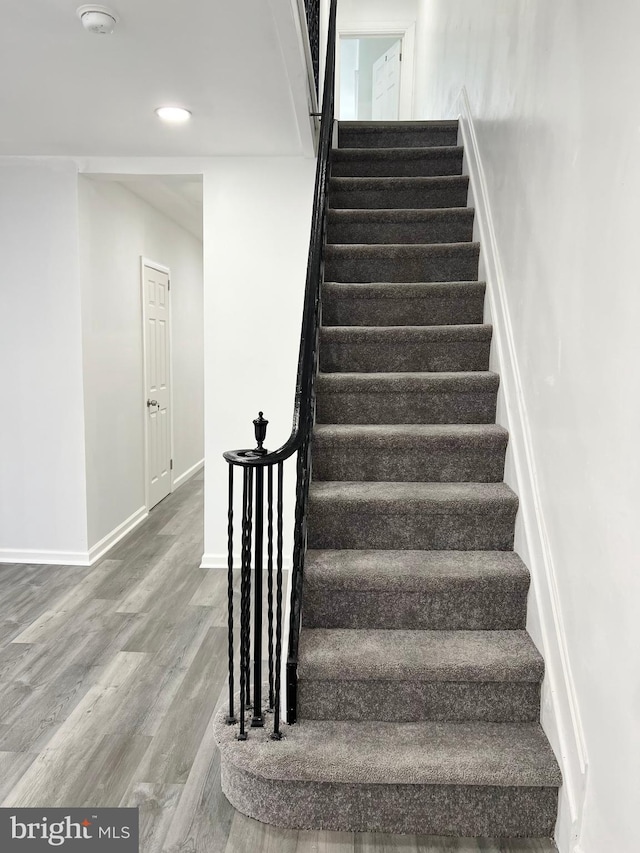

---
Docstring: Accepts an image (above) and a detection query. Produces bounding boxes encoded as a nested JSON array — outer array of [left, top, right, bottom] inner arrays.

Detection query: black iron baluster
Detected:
[[243, 468, 253, 712], [252, 464, 264, 728], [226, 464, 236, 725], [272, 461, 284, 739], [237, 467, 250, 740], [267, 464, 275, 709]]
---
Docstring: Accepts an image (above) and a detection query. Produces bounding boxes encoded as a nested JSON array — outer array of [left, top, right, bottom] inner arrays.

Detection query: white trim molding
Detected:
[[87, 506, 148, 565], [0, 549, 92, 567], [200, 553, 293, 571], [173, 458, 204, 491], [0, 505, 148, 567], [456, 85, 588, 853]]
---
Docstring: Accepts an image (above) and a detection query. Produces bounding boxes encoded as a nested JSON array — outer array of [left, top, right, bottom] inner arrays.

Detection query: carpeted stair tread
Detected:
[[330, 176, 469, 210], [303, 550, 528, 630], [322, 281, 486, 326], [321, 324, 492, 342], [338, 120, 459, 149], [317, 370, 499, 393], [325, 243, 479, 283], [319, 324, 491, 374], [327, 208, 475, 244], [311, 423, 508, 481], [308, 480, 517, 508], [215, 717, 561, 787], [331, 146, 463, 178], [307, 481, 517, 551], [298, 628, 543, 683], [316, 371, 499, 426], [306, 549, 528, 589]]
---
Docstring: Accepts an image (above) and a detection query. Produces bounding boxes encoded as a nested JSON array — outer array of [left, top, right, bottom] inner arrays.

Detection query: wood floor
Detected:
[[0, 472, 556, 853]]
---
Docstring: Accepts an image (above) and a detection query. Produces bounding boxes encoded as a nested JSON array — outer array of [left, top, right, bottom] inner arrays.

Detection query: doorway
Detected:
[[339, 36, 401, 121], [142, 260, 173, 510], [336, 23, 416, 122]]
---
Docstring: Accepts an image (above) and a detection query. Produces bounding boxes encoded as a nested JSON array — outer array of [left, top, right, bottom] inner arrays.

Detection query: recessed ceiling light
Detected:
[[155, 107, 192, 123]]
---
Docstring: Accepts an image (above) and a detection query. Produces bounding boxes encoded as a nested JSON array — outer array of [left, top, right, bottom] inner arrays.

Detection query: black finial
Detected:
[[253, 411, 268, 455]]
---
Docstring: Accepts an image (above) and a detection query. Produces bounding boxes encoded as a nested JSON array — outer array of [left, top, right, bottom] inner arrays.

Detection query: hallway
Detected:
[[0, 473, 555, 852]]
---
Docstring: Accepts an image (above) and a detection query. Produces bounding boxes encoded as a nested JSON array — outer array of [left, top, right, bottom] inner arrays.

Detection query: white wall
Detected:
[[78, 178, 204, 551], [338, 0, 417, 26], [202, 157, 315, 567], [414, 3, 640, 852], [0, 158, 89, 562]]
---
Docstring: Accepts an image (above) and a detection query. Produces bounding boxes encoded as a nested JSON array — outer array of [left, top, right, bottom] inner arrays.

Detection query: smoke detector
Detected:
[[77, 5, 118, 35]]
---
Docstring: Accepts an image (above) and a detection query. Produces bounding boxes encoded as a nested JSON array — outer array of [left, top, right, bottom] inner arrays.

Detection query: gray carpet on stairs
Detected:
[[303, 550, 529, 630], [331, 146, 464, 178], [319, 324, 492, 372], [330, 176, 470, 210], [312, 424, 508, 482], [327, 208, 475, 244], [216, 716, 561, 835], [322, 281, 487, 326], [338, 120, 460, 149], [316, 371, 499, 424], [216, 119, 561, 838], [307, 481, 518, 551], [298, 628, 543, 722]]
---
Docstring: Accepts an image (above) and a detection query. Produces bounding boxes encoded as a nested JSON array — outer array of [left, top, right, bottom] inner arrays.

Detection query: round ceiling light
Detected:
[[155, 107, 192, 123], [77, 5, 118, 35]]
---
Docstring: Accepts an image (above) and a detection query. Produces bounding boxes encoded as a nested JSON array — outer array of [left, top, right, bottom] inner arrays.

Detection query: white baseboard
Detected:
[[0, 549, 92, 567], [172, 458, 204, 491], [200, 553, 293, 571], [87, 506, 149, 565], [0, 506, 149, 568], [457, 85, 587, 853]]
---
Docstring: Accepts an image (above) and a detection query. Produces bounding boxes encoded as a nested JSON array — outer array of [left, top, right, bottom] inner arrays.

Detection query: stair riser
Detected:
[[330, 183, 468, 210], [298, 680, 540, 723], [307, 502, 517, 550], [319, 339, 490, 373], [322, 292, 485, 327], [327, 215, 474, 244], [312, 441, 506, 482], [222, 764, 558, 836], [325, 248, 479, 283], [338, 128, 459, 149], [303, 584, 527, 630], [316, 391, 498, 425], [331, 154, 463, 178]]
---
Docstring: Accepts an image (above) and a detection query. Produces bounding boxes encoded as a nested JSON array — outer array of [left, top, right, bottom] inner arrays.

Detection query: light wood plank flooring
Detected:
[[0, 471, 556, 853]]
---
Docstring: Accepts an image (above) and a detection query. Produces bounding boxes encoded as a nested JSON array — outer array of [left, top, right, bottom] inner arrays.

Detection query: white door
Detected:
[[372, 39, 402, 121], [143, 263, 172, 509]]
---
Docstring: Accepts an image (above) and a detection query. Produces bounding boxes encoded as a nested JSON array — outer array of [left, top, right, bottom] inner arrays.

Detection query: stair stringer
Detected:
[[456, 85, 588, 853]]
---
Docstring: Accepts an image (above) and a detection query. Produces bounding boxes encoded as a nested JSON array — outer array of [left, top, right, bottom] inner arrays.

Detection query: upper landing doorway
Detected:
[[338, 36, 403, 122]]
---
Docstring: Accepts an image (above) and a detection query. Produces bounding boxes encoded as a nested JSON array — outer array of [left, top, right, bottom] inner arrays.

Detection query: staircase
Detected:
[[216, 120, 561, 838]]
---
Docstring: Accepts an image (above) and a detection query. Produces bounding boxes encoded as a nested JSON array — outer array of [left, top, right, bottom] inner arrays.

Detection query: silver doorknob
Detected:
[[147, 399, 158, 407]]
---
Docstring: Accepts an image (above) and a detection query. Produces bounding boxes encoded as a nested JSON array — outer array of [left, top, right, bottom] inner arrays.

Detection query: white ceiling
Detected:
[[0, 0, 303, 156]]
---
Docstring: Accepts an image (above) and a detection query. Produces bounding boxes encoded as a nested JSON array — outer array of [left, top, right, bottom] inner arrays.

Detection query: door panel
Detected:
[[143, 264, 171, 509], [372, 39, 401, 121]]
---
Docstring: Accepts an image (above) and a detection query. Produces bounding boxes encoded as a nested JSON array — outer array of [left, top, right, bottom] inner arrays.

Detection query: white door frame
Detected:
[[336, 22, 416, 121], [140, 257, 175, 511]]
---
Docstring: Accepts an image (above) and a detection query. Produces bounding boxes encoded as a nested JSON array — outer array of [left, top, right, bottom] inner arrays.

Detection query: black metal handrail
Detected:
[[304, 0, 320, 95], [222, 0, 337, 740]]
